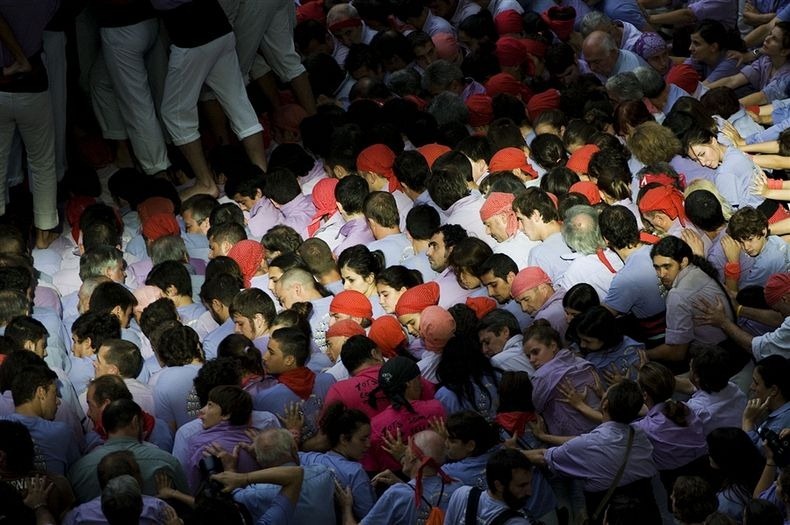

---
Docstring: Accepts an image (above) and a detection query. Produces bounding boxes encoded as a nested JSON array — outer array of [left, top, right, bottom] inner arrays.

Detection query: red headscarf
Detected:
[[277, 367, 317, 400], [495, 10, 523, 35], [666, 63, 700, 96], [465, 94, 494, 128], [228, 240, 265, 288], [368, 316, 407, 358], [511, 267, 552, 299], [527, 89, 561, 121], [638, 184, 687, 226], [141, 213, 180, 242], [308, 177, 339, 237], [465, 296, 497, 319], [764, 273, 790, 307], [569, 181, 602, 205], [357, 144, 399, 192], [297, 0, 326, 24], [480, 192, 518, 237], [495, 37, 527, 68], [566, 144, 600, 175], [137, 196, 175, 224], [419, 306, 456, 352], [326, 318, 366, 338], [489, 147, 538, 179], [540, 6, 576, 41], [395, 282, 440, 316], [66, 195, 96, 243], [485, 72, 533, 102], [417, 143, 451, 168], [432, 33, 460, 61], [330, 290, 373, 320]]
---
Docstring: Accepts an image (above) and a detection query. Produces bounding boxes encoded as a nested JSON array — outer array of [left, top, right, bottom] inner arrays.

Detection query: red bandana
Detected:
[[277, 367, 316, 400]]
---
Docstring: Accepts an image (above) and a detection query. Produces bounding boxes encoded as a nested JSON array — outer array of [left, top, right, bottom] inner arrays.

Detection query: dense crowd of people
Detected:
[[1, 0, 790, 524]]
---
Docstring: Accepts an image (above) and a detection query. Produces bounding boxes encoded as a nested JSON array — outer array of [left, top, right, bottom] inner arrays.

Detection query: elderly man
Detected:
[[480, 192, 539, 269], [510, 267, 568, 338], [326, 3, 378, 49], [634, 66, 690, 121], [582, 31, 648, 83]]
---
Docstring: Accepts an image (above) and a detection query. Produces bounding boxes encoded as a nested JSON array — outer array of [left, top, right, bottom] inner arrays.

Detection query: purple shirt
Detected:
[[185, 421, 259, 493], [278, 193, 318, 240], [545, 421, 657, 492], [534, 288, 568, 339], [247, 198, 281, 240], [299, 451, 376, 519], [63, 495, 171, 525], [203, 318, 235, 360], [532, 349, 601, 437], [688, 0, 737, 28], [333, 217, 376, 256], [435, 267, 474, 309], [665, 265, 733, 345], [581, 337, 645, 389], [684, 55, 741, 83], [632, 402, 707, 470], [252, 372, 336, 440], [151, 363, 203, 432], [686, 382, 747, 436], [0, 0, 59, 66], [741, 55, 790, 92]]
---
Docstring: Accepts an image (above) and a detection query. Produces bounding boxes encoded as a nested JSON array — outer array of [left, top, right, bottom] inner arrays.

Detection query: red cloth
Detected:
[[764, 273, 790, 307], [417, 143, 451, 167], [768, 204, 790, 224], [484, 72, 532, 101], [357, 144, 399, 192], [432, 32, 459, 61], [540, 6, 576, 41], [395, 282, 440, 316], [277, 367, 317, 400], [666, 63, 700, 96], [566, 144, 599, 175], [271, 104, 308, 134], [495, 411, 537, 437], [368, 316, 407, 358], [569, 181, 602, 205], [308, 177, 339, 237], [410, 436, 454, 508], [297, 0, 325, 24], [480, 192, 518, 236], [228, 240, 264, 288], [526, 89, 561, 121], [326, 318, 366, 338], [638, 184, 687, 225], [522, 38, 548, 59], [66, 195, 97, 243], [404, 94, 428, 111], [330, 290, 374, 320], [495, 10, 523, 35], [511, 267, 551, 298], [495, 36, 526, 67], [641, 171, 687, 191], [465, 94, 494, 128], [465, 296, 497, 319], [489, 147, 538, 179], [141, 212, 180, 242], [419, 305, 456, 352], [137, 196, 175, 224], [328, 17, 361, 33]]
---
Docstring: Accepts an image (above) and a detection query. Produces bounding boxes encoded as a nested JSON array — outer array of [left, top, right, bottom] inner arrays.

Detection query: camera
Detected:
[[757, 426, 790, 468], [198, 455, 225, 498]]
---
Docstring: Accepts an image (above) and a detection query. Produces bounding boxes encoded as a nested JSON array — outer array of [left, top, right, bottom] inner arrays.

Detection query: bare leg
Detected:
[[289, 71, 316, 116], [242, 131, 267, 172], [200, 98, 233, 146], [255, 72, 281, 111], [115, 139, 135, 168], [178, 138, 219, 198]]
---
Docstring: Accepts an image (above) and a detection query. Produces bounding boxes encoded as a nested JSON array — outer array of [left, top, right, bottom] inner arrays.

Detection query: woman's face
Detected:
[[398, 313, 421, 337], [524, 337, 558, 369], [763, 26, 789, 58], [689, 32, 718, 64], [688, 140, 723, 169], [377, 283, 406, 314], [578, 335, 605, 353], [457, 269, 481, 290], [341, 266, 375, 295], [647, 50, 671, 76], [341, 423, 372, 461]]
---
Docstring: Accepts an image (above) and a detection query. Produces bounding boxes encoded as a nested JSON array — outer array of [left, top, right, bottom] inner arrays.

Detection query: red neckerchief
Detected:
[[277, 367, 316, 400], [95, 410, 156, 441], [410, 438, 453, 508], [495, 411, 536, 437]]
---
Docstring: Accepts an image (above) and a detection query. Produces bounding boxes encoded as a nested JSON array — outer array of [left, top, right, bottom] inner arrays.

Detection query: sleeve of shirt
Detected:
[[350, 467, 378, 519], [664, 294, 695, 345], [762, 74, 790, 102], [604, 274, 636, 314], [360, 485, 408, 525], [443, 487, 470, 525], [779, 2, 790, 19], [544, 436, 594, 479], [745, 117, 790, 144], [751, 319, 790, 360], [256, 493, 295, 525], [435, 388, 462, 416]]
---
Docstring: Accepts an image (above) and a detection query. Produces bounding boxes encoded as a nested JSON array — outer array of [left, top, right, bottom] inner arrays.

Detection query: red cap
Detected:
[[569, 181, 602, 205], [330, 290, 374, 320], [466, 94, 494, 128], [495, 37, 527, 68], [297, 0, 326, 24], [357, 144, 399, 192], [540, 6, 576, 41], [484, 72, 532, 101], [666, 63, 699, 96], [419, 306, 456, 352], [326, 318, 366, 339], [495, 10, 523, 35], [764, 273, 790, 307], [489, 147, 537, 179], [566, 144, 600, 175], [137, 196, 174, 224], [308, 177, 339, 237], [417, 143, 452, 168], [638, 184, 687, 226], [526, 89, 561, 121], [465, 296, 498, 319], [395, 282, 440, 316]]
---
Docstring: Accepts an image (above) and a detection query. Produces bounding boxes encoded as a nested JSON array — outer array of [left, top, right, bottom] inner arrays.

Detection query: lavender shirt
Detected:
[[686, 382, 747, 435], [435, 267, 474, 309], [151, 364, 203, 432], [632, 402, 707, 470], [604, 245, 665, 319], [252, 372, 336, 440], [534, 288, 569, 338], [185, 421, 259, 493], [445, 193, 497, 248], [527, 231, 573, 284], [545, 421, 657, 492], [332, 217, 375, 257], [63, 495, 171, 525]]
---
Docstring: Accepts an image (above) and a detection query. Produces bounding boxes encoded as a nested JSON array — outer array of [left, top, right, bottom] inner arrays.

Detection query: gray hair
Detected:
[[79, 246, 124, 281], [254, 428, 297, 468], [562, 205, 606, 255], [633, 66, 666, 99], [421, 59, 463, 92], [101, 475, 142, 525], [387, 68, 422, 97], [605, 72, 644, 103], [150, 235, 189, 266], [580, 12, 613, 38], [428, 91, 469, 127], [326, 2, 359, 25]]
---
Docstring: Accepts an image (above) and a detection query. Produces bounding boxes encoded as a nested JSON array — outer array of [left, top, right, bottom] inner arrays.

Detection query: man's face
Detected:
[[264, 338, 289, 375], [427, 232, 450, 272], [737, 234, 767, 257], [479, 328, 510, 357], [585, 46, 617, 77], [208, 238, 232, 259], [274, 280, 296, 309], [484, 214, 510, 243], [106, 260, 126, 284], [40, 382, 60, 421], [233, 314, 257, 340], [233, 192, 258, 213], [94, 345, 117, 377], [652, 255, 685, 289], [182, 210, 209, 235], [516, 210, 542, 241], [86, 385, 108, 426], [114, 306, 133, 329], [514, 286, 547, 315], [502, 468, 533, 510], [332, 25, 363, 48], [268, 267, 284, 295], [413, 42, 438, 71], [553, 63, 580, 87], [29, 337, 47, 359], [481, 271, 513, 304]]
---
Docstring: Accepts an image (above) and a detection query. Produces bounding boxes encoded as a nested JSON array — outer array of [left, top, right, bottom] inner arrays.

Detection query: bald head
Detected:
[[412, 429, 446, 466], [582, 31, 619, 78], [275, 268, 321, 308], [254, 428, 298, 467]]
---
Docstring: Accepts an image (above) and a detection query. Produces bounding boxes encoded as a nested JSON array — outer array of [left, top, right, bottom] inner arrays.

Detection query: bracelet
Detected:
[[767, 178, 784, 190], [724, 262, 741, 281], [753, 48, 762, 57], [32, 503, 48, 511], [736, 305, 743, 317], [767, 462, 777, 467]]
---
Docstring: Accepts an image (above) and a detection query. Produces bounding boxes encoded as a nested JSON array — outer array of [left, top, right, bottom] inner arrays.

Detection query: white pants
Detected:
[[90, 54, 128, 141], [0, 91, 58, 229], [101, 19, 169, 174], [43, 30, 68, 181], [248, 0, 305, 82], [161, 32, 263, 146]]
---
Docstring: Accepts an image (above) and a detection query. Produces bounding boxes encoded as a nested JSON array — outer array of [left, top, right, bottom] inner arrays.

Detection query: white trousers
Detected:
[[101, 19, 169, 174], [161, 32, 262, 146], [0, 91, 58, 229]]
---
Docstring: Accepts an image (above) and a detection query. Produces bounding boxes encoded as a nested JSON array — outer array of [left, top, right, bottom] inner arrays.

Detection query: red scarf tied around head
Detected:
[[277, 367, 316, 400]]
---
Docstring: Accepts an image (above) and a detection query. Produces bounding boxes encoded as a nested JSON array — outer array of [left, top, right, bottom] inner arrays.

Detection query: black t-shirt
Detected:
[[157, 0, 231, 49], [91, 0, 156, 28]]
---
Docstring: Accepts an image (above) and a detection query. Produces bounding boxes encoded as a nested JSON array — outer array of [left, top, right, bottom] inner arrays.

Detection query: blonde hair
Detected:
[[627, 121, 682, 165], [684, 179, 734, 220]]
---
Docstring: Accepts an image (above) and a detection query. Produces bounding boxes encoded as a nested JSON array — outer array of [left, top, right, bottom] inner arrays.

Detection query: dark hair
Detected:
[[446, 410, 500, 457], [650, 235, 720, 282], [10, 365, 56, 406], [599, 205, 639, 249], [754, 355, 790, 400], [513, 187, 560, 223], [700, 87, 741, 120], [271, 327, 310, 367], [614, 100, 653, 136], [561, 283, 600, 314], [478, 309, 520, 340], [406, 204, 441, 241], [496, 371, 535, 413], [393, 150, 430, 193], [743, 499, 784, 525], [487, 118, 526, 152], [693, 19, 745, 52], [229, 288, 276, 328], [193, 357, 242, 406], [335, 175, 369, 215], [727, 206, 768, 241], [320, 403, 371, 448], [204, 256, 243, 284], [427, 164, 471, 210], [339, 335, 378, 373], [101, 339, 144, 378], [563, 119, 597, 150], [5, 316, 48, 347], [146, 260, 192, 298], [671, 476, 719, 523], [530, 134, 568, 171], [157, 325, 202, 367], [436, 335, 497, 412], [604, 494, 643, 525], [638, 361, 689, 426], [685, 189, 726, 231], [261, 225, 303, 257], [523, 320, 561, 348], [139, 298, 178, 339], [574, 306, 623, 350], [199, 273, 242, 308], [261, 168, 301, 206], [485, 448, 533, 492], [102, 398, 143, 434], [605, 379, 644, 423], [690, 344, 732, 393], [89, 282, 138, 315], [90, 374, 133, 406], [375, 265, 422, 290], [706, 427, 763, 504], [207, 385, 252, 426], [435, 223, 469, 250], [478, 253, 518, 280], [448, 237, 493, 278], [209, 204, 245, 229], [337, 245, 385, 281], [217, 334, 264, 376], [0, 420, 34, 474], [0, 350, 46, 393]]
